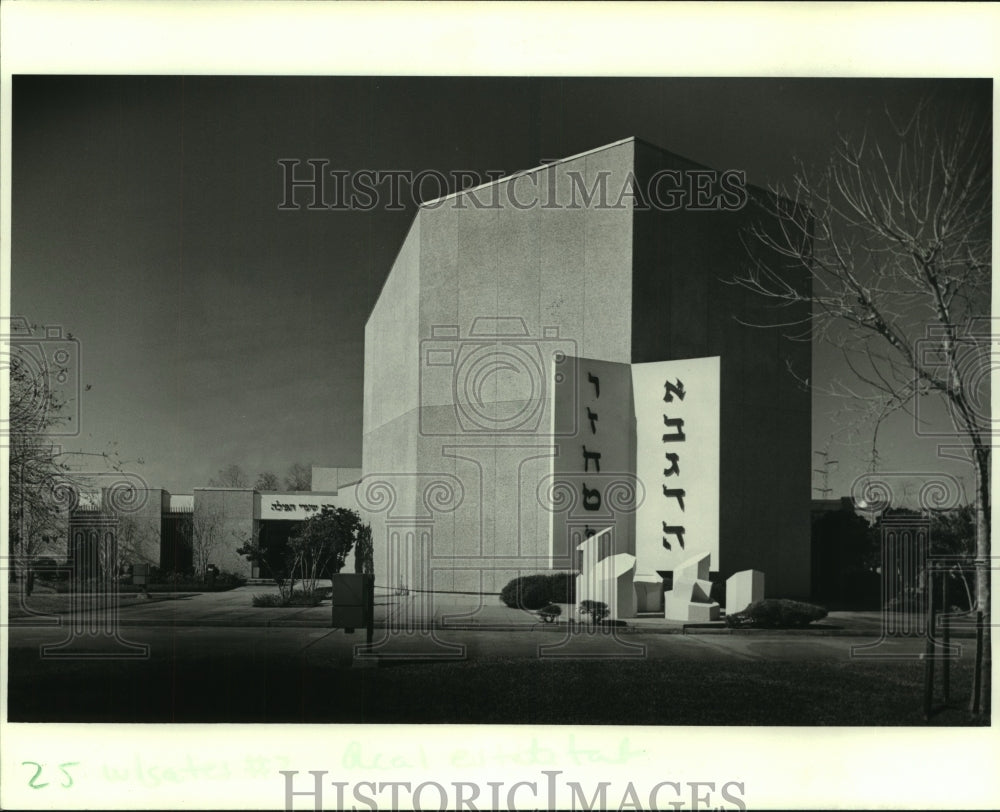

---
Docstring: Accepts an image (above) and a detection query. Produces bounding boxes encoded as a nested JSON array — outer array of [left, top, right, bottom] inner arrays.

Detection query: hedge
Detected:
[[725, 599, 828, 628], [500, 573, 575, 610]]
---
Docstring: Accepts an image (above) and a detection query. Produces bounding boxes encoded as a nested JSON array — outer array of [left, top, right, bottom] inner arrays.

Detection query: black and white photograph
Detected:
[[2, 3, 998, 810]]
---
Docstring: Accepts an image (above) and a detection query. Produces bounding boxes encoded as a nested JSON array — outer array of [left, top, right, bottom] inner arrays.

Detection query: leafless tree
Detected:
[[210, 463, 249, 488], [192, 506, 225, 576], [8, 331, 128, 586], [108, 512, 159, 579], [254, 471, 280, 491], [736, 100, 991, 715], [283, 462, 312, 492], [8, 345, 71, 585]]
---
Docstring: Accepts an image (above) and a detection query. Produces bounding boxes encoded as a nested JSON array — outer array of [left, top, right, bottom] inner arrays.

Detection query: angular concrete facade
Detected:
[[363, 137, 812, 598]]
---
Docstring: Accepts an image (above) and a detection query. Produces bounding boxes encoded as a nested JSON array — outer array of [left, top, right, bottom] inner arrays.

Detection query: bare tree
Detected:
[[192, 506, 224, 577], [736, 100, 991, 715], [283, 462, 312, 492], [8, 344, 72, 586], [8, 331, 128, 586], [254, 471, 280, 491], [210, 464, 249, 488], [110, 513, 159, 579]]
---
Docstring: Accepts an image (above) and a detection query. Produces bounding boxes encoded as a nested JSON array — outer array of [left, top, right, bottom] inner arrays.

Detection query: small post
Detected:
[[941, 572, 950, 703], [971, 610, 984, 716], [922, 564, 936, 721], [365, 574, 374, 646]]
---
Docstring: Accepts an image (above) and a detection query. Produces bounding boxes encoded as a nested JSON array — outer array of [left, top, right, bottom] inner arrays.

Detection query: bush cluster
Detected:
[[500, 573, 575, 610], [251, 589, 324, 608], [31, 558, 70, 581], [50, 570, 247, 593], [725, 599, 828, 628], [139, 569, 246, 591]]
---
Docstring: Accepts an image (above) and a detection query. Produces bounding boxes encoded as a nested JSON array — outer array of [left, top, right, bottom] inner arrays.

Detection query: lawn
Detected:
[[6, 591, 196, 619], [7, 651, 986, 725]]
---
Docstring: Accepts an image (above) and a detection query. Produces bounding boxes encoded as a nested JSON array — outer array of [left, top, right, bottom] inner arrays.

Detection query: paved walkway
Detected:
[[8, 584, 978, 638]]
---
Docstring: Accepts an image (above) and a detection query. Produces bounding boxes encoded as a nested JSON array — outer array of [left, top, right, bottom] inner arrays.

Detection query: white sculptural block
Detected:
[[673, 551, 712, 583], [663, 592, 721, 622], [725, 569, 765, 614], [574, 529, 636, 619], [691, 578, 713, 603], [633, 574, 664, 613], [663, 551, 720, 622]]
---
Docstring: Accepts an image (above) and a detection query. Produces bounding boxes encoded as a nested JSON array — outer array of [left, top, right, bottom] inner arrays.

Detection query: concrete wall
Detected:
[[311, 467, 362, 492], [363, 141, 639, 593], [630, 139, 812, 597], [363, 215, 422, 589]]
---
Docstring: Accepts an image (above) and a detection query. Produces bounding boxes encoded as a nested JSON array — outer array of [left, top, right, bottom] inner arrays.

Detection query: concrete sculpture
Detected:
[[725, 569, 765, 614], [663, 551, 720, 622], [633, 574, 665, 613], [574, 528, 637, 620]]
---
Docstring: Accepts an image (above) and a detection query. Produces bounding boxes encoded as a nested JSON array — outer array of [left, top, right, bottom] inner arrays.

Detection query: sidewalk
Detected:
[[10, 584, 978, 637]]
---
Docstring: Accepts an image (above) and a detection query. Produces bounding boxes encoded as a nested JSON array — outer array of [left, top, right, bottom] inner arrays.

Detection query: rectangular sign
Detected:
[[549, 356, 636, 569], [631, 356, 720, 575], [258, 491, 356, 521]]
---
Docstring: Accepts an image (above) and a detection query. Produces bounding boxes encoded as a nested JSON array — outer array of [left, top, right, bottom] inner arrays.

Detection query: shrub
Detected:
[[251, 589, 323, 608], [212, 571, 247, 589], [32, 557, 63, 580], [500, 575, 547, 610], [148, 568, 193, 586], [579, 600, 610, 625], [725, 599, 828, 628], [287, 589, 323, 607], [500, 573, 576, 610], [546, 572, 575, 604], [537, 604, 562, 623]]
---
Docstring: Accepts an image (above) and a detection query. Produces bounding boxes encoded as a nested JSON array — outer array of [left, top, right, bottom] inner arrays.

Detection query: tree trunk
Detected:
[[971, 447, 991, 717]]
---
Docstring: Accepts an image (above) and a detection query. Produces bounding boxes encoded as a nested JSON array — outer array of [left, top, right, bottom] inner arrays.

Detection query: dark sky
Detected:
[[11, 76, 991, 495]]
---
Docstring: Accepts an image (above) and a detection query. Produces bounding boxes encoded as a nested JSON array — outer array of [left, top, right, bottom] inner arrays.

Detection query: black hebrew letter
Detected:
[[663, 452, 680, 478], [587, 372, 600, 399], [662, 522, 686, 549], [582, 483, 602, 511], [586, 407, 598, 434], [662, 487, 686, 511], [662, 415, 686, 442], [663, 378, 686, 402], [582, 445, 602, 473]]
